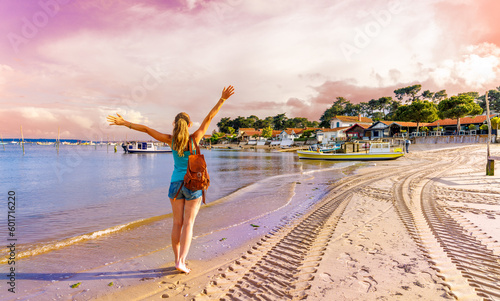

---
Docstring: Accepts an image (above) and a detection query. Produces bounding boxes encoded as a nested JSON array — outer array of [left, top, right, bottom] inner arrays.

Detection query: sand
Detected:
[[4, 144, 500, 300]]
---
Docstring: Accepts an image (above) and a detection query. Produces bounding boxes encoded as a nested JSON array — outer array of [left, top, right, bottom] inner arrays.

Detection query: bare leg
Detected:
[[169, 198, 185, 268], [177, 197, 202, 273]]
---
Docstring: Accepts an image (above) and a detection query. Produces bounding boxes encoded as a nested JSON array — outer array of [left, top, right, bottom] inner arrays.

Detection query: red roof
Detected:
[[345, 123, 370, 132], [283, 128, 306, 135], [390, 121, 432, 127], [272, 130, 282, 137], [427, 115, 496, 126], [332, 115, 373, 123], [239, 128, 262, 136], [318, 127, 350, 132]]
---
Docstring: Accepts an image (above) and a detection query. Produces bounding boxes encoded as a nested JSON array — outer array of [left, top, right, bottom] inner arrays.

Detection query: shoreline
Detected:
[[2, 144, 499, 300], [0, 156, 353, 300]]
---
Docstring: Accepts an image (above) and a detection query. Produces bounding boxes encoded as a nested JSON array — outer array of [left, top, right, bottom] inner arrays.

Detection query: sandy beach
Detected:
[[5, 143, 500, 301]]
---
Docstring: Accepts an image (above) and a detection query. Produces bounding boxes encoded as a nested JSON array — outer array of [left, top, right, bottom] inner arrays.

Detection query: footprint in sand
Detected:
[[338, 252, 357, 268]]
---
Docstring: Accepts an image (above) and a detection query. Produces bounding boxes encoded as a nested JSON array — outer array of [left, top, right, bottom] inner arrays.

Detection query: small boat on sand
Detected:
[[297, 142, 404, 161], [122, 141, 172, 153], [308, 143, 341, 153]]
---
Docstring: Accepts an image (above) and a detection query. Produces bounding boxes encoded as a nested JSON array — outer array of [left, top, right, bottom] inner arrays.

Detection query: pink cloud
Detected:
[[2, 0, 500, 138]]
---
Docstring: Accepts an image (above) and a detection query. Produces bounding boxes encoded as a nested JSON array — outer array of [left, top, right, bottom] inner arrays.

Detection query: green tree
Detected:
[[367, 98, 379, 117], [433, 90, 447, 103], [458, 91, 480, 99], [491, 116, 500, 133], [359, 102, 370, 116], [319, 97, 351, 127], [391, 105, 411, 121], [478, 87, 500, 113], [394, 84, 422, 103], [421, 90, 434, 100], [246, 115, 259, 128], [210, 132, 224, 144], [262, 126, 273, 139], [405, 100, 438, 132], [217, 117, 233, 133], [377, 97, 392, 116], [227, 127, 235, 135], [272, 113, 288, 130], [438, 94, 483, 134], [255, 117, 273, 129], [385, 99, 402, 120], [300, 130, 314, 139], [340, 102, 358, 116], [232, 116, 253, 130], [309, 121, 320, 127]]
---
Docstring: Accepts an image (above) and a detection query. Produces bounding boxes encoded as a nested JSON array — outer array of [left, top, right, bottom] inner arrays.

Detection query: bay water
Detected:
[[0, 143, 354, 262]]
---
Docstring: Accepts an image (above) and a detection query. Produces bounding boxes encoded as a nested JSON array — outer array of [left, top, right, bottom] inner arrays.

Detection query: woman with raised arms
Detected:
[[107, 85, 235, 273]]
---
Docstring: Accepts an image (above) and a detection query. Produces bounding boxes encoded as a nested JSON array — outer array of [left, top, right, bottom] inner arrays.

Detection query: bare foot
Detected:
[[175, 263, 191, 274]]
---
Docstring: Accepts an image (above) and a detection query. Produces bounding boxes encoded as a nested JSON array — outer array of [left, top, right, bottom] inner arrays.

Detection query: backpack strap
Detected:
[[178, 136, 206, 204], [173, 181, 184, 201], [188, 136, 201, 155]]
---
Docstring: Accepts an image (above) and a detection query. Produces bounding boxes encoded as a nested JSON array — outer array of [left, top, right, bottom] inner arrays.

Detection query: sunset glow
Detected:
[[1, 0, 499, 140]]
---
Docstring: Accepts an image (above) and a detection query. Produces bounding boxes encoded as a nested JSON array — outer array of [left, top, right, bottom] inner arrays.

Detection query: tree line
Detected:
[[217, 114, 320, 134], [217, 85, 500, 134]]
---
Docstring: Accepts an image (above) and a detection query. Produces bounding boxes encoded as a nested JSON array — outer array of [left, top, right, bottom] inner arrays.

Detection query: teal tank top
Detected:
[[171, 142, 192, 182]]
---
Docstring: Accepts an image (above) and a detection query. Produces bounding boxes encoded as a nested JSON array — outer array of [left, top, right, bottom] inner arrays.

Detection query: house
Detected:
[[427, 114, 498, 134], [366, 121, 431, 138], [277, 128, 305, 140], [388, 121, 431, 137], [316, 127, 349, 143], [366, 121, 392, 139], [329, 115, 373, 129], [345, 124, 370, 139], [238, 128, 263, 142]]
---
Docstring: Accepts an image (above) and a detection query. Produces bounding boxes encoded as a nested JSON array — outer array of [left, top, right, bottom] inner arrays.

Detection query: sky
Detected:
[[1, 0, 499, 140]]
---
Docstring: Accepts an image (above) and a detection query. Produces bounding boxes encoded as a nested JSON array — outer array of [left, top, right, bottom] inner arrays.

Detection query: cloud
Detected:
[[19, 107, 57, 122], [1, 0, 500, 138], [428, 42, 500, 90]]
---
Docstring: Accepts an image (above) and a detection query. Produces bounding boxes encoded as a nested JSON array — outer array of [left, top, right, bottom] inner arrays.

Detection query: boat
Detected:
[[122, 141, 172, 153], [297, 142, 404, 161], [308, 143, 341, 153]]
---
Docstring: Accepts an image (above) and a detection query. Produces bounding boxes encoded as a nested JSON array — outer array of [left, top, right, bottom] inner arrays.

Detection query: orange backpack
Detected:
[[173, 137, 210, 204]]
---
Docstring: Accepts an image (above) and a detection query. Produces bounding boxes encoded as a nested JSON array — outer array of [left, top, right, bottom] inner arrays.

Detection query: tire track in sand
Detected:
[[188, 167, 405, 300], [394, 150, 500, 301]]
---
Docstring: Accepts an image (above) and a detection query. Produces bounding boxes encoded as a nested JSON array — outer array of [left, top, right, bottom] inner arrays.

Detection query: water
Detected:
[[0, 143, 352, 262]]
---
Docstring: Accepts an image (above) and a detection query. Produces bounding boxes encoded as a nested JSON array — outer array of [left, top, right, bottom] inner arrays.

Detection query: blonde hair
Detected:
[[173, 112, 191, 157]]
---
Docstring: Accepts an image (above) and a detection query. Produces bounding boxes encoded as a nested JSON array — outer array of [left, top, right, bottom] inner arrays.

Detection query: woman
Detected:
[[107, 85, 235, 273]]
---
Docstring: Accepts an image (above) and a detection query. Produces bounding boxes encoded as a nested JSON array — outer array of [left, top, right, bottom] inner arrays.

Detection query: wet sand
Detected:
[[4, 144, 500, 300]]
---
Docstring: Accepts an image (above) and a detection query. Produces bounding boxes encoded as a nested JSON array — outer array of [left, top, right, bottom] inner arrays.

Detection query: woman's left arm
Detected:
[[107, 113, 172, 144], [192, 85, 235, 143]]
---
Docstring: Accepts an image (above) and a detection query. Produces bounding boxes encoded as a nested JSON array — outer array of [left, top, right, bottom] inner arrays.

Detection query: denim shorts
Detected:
[[168, 181, 202, 201]]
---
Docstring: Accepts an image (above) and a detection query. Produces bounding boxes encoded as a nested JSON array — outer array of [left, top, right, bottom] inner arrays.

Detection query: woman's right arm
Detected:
[[107, 113, 172, 144], [191, 85, 235, 143]]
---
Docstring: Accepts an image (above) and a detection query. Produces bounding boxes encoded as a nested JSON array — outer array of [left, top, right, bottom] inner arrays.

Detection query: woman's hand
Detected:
[[221, 85, 235, 100], [107, 113, 126, 126]]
